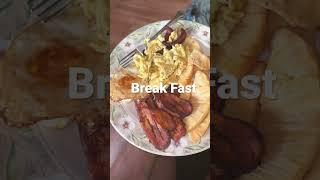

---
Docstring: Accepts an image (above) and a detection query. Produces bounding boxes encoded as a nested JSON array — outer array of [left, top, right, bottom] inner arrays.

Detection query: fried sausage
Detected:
[[212, 114, 264, 176], [135, 100, 171, 150], [155, 93, 192, 118]]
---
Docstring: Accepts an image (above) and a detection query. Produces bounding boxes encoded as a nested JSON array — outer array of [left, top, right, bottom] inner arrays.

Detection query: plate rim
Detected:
[[110, 20, 210, 156]]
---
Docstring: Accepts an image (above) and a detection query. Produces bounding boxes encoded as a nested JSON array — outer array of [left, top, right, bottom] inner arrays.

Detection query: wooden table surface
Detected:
[[110, 0, 191, 49]]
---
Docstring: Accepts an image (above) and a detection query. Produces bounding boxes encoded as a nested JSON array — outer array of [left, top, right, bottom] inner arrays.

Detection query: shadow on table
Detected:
[[176, 150, 210, 180]]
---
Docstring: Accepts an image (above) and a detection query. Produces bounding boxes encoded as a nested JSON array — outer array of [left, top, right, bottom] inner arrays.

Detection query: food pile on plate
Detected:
[[1, 1, 108, 179], [212, 0, 320, 179], [110, 27, 210, 150], [79, 0, 108, 52], [0, 0, 106, 126]]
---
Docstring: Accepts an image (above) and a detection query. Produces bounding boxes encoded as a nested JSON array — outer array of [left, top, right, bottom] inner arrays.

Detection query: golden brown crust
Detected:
[[254, 0, 320, 29], [188, 114, 210, 144], [183, 71, 210, 132], [1, 5, 106, 127], [110, 73, 147, 102], [222, 62, 266, 125], [240, 29, 320, 180], [214, 1, 267, 78]]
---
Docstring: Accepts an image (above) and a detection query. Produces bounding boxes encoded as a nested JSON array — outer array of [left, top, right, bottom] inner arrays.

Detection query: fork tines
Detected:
[[118, 11, 185, 68], [119, 49, 138, 68], [29, 0, 73, 22]]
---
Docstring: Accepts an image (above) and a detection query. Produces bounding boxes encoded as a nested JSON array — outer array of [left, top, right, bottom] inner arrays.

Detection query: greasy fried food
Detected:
[[154, 93, 192, 119], [212, 131, 238, 173], [178, 54, 194, 87], [213, 114, 264, 176], [111, 26, 210, 149], [135, 94, 189, 150], [135, 100, 171, 150], [222, 62, 266, 124], [26, 40, 86, 87], [0, 2, 107, 127], [152, 109, 176, 131], [183, 71, 210, 131], [266, 30, 319, 78], [212, 0, 248, 45], [254, 0, 320, 29], [178, 38, 209, 100], [80, 0, 108, 52], [239, 29, 320, 180], [189, 113, 210, 144], [169, 117, 187, 143], [110, 72, 147, 102], [214, 0, 267, 78], [182, 36, 201, 52], [189, 49, 210, 72], [1, 21, 105, 126]]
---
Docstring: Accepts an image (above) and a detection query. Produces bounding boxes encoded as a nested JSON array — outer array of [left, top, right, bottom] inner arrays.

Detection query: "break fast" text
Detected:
[[131, 83, 196, 93]]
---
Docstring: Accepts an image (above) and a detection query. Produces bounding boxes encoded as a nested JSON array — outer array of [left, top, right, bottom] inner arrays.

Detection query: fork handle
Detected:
[[150, 11, 185, 41]]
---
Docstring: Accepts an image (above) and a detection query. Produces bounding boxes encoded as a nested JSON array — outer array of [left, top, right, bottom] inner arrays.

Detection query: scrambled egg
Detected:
[[133, 31, 187, 87], [212, 0, 247, 45], [80, 0, 108, 53], [168, 31, 178, 43]]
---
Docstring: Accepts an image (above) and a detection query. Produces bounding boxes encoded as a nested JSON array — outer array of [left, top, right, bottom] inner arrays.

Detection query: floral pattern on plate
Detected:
[[110, 20, 210, 156]]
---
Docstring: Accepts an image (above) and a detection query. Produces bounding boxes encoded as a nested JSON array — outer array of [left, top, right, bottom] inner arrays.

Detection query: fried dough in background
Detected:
[[222, 62, 266, 125], [288, 33, 320, 180], [214, 0, 267, 78], [253, 0, 320, 29], [79, 0, 109, 53], [264, 12, 319, 57], [1, 2, 106, 126], [239, 29, 320, 180], [1, 30, 105, 126], [212, 1, 320, 179], [0, 1, 109, 180]]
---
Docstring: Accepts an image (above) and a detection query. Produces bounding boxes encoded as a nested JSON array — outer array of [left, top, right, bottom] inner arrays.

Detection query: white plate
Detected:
[[110, 20, 210, 156]]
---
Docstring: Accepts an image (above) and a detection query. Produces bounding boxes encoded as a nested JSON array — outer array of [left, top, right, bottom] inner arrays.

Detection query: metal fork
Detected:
[[28, 0, 73, 22], [10, 0, 72, 40], [119, 11, 185, 68]]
